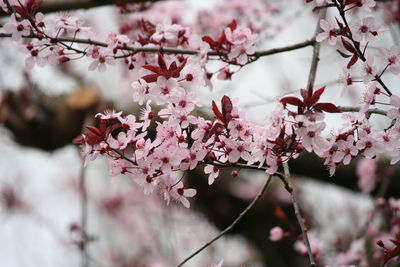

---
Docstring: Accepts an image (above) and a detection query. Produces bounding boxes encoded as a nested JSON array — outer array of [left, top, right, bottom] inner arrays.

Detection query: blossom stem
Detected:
[[177, 174, 272, 267]]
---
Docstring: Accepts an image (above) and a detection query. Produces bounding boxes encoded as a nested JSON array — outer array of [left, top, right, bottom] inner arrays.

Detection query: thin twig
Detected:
[[177, 174, 272, 267], [283, 163, 316, 267], [307, 8, 327, 88], [78, 151, 89, 267], [338, 106, 387, 116]]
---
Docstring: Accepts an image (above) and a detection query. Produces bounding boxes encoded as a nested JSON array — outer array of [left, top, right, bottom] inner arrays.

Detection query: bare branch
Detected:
[[338, 106, 387, 116], [0, 0, 164, 15], [307, 8, 327, 88], [283, 163, 316, 267], [77, 150, 89, 267], [0, 33, 314, 61], [177, 174, 272, 267]]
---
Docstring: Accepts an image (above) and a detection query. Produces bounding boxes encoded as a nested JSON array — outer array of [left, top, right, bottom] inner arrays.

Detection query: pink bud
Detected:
[[269, 226, 284, 241]]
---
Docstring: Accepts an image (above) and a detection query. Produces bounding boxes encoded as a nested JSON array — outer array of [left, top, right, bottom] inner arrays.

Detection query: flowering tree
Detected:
[[2, 0, 400, 266]]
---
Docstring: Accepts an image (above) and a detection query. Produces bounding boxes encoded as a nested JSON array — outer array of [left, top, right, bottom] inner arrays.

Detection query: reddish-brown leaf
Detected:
[[275, 206, 288, 221], [280, 96, 305, 108], [143, 65, 162, 75], [142, 74, 159, 83], [310, 86, 325, 105], [171, 57, 187, 78], [157, 53, 167, 70], [72, 134, 85, 145], [341, 37, 357, 54], [313, 102, 341, 113], [347, 54, 358, 69], [337, 49, 351, 58], [85, 126, 101, 136], [202, 36, 215, 46], [212, 100, 224, 121], [227, 20, 237, 31], [221, 95, 233, 117]]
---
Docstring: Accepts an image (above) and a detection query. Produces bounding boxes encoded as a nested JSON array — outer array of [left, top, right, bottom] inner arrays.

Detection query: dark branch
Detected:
[[0, 33, 314, 61], [0, 0, 164, 16]]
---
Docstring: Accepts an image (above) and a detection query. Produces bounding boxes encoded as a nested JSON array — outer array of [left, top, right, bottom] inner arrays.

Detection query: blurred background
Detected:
[[1, 0, 400, 266]]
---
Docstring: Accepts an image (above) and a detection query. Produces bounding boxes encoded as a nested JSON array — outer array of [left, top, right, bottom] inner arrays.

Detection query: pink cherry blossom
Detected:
[[204, 165, 220, 185], [169, 181, 197, 208], [380, 45, 400, 74], [350, 16, 380, 42], [269, 226, 284, 241], [361, 55, 377, 83], [88, 48, 116, 72], [3, 14, 31, 41], [316, 18, 339, 46], [356, 158, 377, 193]]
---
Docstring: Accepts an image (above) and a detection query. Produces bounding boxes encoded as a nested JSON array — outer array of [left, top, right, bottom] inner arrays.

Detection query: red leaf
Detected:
[[202, 36, 215, 47], [275, 206, 288, 221], [26, 0, 42, 15], [12, 5, 28, 18], [85, 126, 101, 136], [313, 102, 341, 113], [227, 20, 237, 31], [84, 132, 104, 145], [218, 33, 226, 46], [344, 0, 358, 5], [337, 49, 351, 58], [221, 95, 232, 116], [157, 53, 167, 70], [72, 134, 85, 145], [212, 100, 224, 121], [341, 37, 357, 54], [142, 73, 159, 83], [347, 54, 358, 69], [171, 57, 187, 78], [310, 86, 325, 105], [143, 65, 162, 75], [280, 96, 305, 108], [169, 61, 177, 71]]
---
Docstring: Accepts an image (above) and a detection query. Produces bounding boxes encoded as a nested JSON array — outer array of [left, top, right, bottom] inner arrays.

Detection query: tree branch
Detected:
[[0, 0, 164, 16], [177, 174, 272, 267], [307, 8, 327, 88], [77, 150, 89, 267], [338, 106, 387, 116], [0, 33, 314, 61], [283, 163, 316, 267]]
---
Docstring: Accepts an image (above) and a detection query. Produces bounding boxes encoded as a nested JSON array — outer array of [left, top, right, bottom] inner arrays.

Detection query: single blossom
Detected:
[[316, 18, 339, 46]]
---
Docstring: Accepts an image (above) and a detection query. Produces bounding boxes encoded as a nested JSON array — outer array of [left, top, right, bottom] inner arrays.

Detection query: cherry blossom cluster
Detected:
[[76, 56, 346, 209], [269, 195, 400, 266], [301, 0, 400, 175], [0, 0, 261, 78]]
